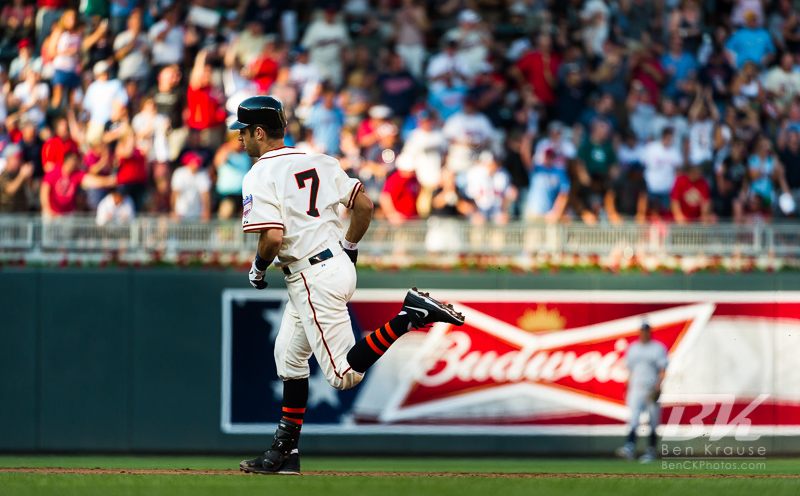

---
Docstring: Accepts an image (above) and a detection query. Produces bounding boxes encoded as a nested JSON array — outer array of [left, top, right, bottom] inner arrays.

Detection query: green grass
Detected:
[[1, 456, 797, 496]]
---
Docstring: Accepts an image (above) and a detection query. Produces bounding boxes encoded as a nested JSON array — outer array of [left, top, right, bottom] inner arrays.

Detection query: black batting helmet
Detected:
[[229, 95, 287, 130]]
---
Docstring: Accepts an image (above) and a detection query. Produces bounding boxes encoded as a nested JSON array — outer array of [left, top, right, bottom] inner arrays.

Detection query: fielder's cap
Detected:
[[17, 39, 32, 50], [93, 60, 110, 76], [641, 322, 652, 331], [229, 95, 287, 130]]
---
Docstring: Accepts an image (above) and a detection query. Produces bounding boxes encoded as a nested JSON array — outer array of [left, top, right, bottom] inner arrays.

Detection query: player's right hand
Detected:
[[249, 259, 268, 290], [344, 248, 358, 265]]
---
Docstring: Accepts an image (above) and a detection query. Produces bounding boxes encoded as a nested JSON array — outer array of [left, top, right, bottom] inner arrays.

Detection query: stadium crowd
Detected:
[[0, 0, 800, 228]]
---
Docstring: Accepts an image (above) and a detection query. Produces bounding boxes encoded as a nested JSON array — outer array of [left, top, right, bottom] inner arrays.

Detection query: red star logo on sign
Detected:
[[378, 302, 715, 424]]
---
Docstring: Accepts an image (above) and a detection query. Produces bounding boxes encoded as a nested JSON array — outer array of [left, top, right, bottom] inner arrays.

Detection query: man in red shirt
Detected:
[[40, 152, 116, 217], [670, 164, 716, 224], [187, 49, 226, 149], [115, 131, 148, 211], [513, 33, 562, 110], [41, 117, 79, 173], [380, 153, 421, 225]]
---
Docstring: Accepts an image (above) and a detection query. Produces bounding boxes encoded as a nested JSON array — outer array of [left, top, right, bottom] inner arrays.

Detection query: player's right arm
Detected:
[[242, 171, 284, 288]]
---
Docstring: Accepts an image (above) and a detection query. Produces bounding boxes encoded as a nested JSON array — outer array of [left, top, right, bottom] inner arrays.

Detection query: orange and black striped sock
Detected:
[[281, 378, 308, 427], [347, 314, 411, 373]]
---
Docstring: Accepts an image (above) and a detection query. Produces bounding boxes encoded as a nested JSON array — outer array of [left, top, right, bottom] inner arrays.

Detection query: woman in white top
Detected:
[[47, 9, 84, 110], [731, 61, 765, 112]]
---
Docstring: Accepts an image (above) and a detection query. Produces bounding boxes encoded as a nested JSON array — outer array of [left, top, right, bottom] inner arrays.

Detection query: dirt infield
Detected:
[[2, 467, 799, 478]]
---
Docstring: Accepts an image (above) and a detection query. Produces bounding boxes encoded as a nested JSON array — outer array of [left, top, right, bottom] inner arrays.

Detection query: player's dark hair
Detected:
[[251, 124, 285, 141]]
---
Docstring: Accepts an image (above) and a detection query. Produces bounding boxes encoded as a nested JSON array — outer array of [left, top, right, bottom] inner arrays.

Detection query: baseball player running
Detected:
[[231, 96, 465, 475], [616, 322, 668, 463]]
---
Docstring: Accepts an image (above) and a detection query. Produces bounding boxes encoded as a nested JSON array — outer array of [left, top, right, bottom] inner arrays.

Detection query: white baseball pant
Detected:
[[274, 250, 365, 390], [627, 388, 661, 432]]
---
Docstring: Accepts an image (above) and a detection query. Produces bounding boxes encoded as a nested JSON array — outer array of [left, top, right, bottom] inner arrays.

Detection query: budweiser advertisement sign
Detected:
[[222, 290, 800, 436]]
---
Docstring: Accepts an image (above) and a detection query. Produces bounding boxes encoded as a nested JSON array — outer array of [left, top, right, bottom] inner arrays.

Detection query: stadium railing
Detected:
[[0, 214, 791, 258]]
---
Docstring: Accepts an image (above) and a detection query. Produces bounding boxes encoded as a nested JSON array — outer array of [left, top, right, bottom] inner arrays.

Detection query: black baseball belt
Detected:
[[282, 248, 334, 275]]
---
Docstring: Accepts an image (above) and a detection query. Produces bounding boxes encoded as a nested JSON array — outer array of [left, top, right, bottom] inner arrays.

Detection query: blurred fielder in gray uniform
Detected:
[[616, 322, 668, 463]]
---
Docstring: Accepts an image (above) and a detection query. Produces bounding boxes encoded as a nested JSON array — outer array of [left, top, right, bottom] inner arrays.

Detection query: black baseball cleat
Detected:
[[402, 287, 465, 328], [239, 419, 302, 475], [239, 450, 300, 475]]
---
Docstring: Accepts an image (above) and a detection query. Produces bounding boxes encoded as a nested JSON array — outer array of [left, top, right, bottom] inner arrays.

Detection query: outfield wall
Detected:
[[2, 268, 800, 455]]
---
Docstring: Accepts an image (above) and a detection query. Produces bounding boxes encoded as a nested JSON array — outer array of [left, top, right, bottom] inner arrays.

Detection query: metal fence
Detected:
[[0, 215, 795, 258]]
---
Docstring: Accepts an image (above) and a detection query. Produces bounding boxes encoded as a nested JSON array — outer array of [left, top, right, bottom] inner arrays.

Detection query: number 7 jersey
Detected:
[[241, 147, 362, 267]]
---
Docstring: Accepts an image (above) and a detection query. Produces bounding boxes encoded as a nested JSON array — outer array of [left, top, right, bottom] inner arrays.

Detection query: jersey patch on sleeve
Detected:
[[243, 194, 253, 219]]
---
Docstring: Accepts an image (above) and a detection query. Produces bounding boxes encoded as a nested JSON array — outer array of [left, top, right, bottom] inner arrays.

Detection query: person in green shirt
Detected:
[[578, 119, 618, 179]]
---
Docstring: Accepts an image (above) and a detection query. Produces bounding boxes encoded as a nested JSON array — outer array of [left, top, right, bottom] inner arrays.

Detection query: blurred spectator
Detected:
[[426, 168, 474, 253], [377, 53, 416, 118], [95, 187, 135, 226], [606, 163, 648, 225], [113, 8, 150, 88], [464, 150, 517, 225], [148, 65, 186, 162], [526, 148, 570, 223], [81, 138, 112, 210], [687, 89, 719, 166], [670, 164, 715, 224], [726, 10, 775, 69], [578, 119, 617, 180], [301, 7, 351, 88], [556, 64, 590, 126], [114, 130, 147, 210], [171, 151, 211, 222], [9, 39, 42, 81], [2, 0, 34, 46], [41, 117, 78, 173], [652, 97, 689, 152], [641, 128, 684, 214], [442, 96, 494, 173], [669, 0, 706, 53], [533, 121, 576, 169], [713, 147, 748, 222], [109, 0, 137, 36], [84, 60, 129, 145], [747, 135, 791, 213], [40, 151, 116, 217], [307, 85, 345, 155], [402, 110, 446, 215], [513, 33, 561, 115], [765, 53, 800, 117], [17, 118, 44, 180], [244, 36, 281, 93], [0, 144, 33, 212], [699, 49, 734, 110], [214, 132, 251, 219], [444, 9, 491, 75], [661, 35, 698, 106], [426, 38, 471, 92], [186, 50, 226, 150], [10, 68, 49, 129], [778, 129, 800, 212], [379, 153, 420, 225], [630, 45, 666, 107], [394, 0, 429, 80], [148, 6, 186, 74], [225, 20, 267, 69], [579, 0, 610, 57], [731, 60, 765, 113], [48, 9, 84, 109]]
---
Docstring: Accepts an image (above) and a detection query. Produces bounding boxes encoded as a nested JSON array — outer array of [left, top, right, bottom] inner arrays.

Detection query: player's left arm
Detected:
[[249, 228, 283, 290]]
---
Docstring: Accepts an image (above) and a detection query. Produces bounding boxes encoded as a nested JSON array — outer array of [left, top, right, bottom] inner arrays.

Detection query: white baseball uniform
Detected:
[[241, 146, 365, 390], [624, 339, 668, 432]]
